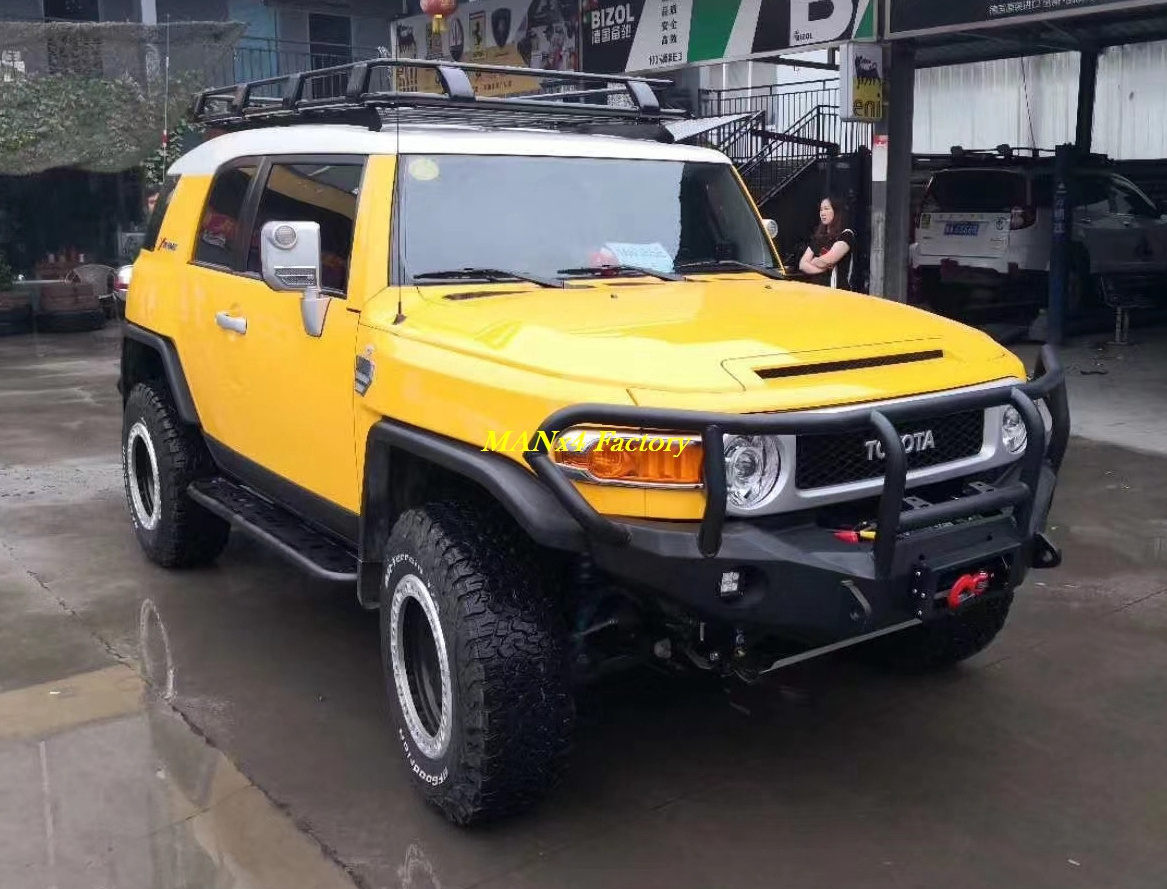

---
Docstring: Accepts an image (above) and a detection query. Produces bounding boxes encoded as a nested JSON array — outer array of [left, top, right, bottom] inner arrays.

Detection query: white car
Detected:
[[909, 159, 1167, 323]]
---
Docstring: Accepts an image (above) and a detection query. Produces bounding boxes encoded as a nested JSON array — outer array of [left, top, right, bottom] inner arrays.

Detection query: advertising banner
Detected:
[[580, 0, 879, 74], [390, 0, 580, 96], [888, 0, 1164, 39], [839, 41, 883, 122]]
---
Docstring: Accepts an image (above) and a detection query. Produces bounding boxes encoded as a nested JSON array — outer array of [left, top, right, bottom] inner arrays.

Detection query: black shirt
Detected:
[[809, 227, 855, 290]]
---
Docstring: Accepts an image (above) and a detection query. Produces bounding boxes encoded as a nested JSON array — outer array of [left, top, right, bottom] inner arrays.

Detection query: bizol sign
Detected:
[[888, 0, 1167, 38], [580, 0, 878, 74]]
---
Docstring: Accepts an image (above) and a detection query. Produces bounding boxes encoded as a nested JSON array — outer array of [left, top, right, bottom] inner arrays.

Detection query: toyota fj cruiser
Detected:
[[117, 60, 1070, 826]]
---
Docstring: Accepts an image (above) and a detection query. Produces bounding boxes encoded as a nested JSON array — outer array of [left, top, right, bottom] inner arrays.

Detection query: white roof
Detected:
[[169, 123, 732, 176]]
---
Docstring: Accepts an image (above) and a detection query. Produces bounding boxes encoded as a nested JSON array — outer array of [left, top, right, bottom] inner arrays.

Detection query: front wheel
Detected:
[[381, 502, 574, 826]]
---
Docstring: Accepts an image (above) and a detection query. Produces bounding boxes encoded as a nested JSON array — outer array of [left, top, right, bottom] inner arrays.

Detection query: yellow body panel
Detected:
[[128, 146, 1028, 527]]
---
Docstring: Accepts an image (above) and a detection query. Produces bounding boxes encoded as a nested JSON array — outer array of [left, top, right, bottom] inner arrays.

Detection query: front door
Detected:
[[200, 156, 368, 529]]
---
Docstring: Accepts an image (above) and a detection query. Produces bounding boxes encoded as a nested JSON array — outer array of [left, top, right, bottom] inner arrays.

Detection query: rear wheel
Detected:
[[856, 592, 1014, 673], [381, 502, 574, 826], [122, 382, 230, 568]]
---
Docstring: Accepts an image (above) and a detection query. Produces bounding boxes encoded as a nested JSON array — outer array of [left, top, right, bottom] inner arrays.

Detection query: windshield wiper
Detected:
[[413, 267, 564, 289], [556, 264, 685, 283], [674, 259, 789, 280]]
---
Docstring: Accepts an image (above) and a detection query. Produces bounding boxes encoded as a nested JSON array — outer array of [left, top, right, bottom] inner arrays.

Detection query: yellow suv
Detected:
[[118, 60, 1070, 826]]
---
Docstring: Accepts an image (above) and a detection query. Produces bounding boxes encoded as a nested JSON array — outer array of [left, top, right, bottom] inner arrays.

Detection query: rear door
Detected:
[[915, 169, 1020, 260]]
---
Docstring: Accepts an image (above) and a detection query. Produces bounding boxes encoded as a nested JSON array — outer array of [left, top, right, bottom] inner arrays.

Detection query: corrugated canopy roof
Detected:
[[905, 6, 1167, 68]]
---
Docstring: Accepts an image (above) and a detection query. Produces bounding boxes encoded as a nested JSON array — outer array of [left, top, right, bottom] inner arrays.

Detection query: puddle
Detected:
[[0, 664, 358, 889]]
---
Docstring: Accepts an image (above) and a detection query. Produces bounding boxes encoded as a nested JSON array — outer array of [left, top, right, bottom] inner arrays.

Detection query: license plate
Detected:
[[944, 222, 980, 236]]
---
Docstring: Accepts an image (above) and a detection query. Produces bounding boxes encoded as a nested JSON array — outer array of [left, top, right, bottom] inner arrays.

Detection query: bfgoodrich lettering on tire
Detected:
[[122, 382, 230, 568], [380, 502, 574, 825]]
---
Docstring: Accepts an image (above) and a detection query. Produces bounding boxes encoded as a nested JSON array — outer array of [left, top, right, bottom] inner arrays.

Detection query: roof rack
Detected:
[[190, 58, 690, 138]]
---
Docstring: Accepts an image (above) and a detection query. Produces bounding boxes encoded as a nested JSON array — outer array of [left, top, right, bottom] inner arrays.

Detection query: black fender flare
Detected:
[[120, 323, 200, 426], [356, 418, 587, 607]]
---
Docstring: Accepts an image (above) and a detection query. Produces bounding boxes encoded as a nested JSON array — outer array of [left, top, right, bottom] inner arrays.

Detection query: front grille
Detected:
[[795, 409, 985, 490]]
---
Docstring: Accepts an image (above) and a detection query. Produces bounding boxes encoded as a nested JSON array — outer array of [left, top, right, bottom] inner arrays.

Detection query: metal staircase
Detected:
[[736, 106, 841, 208], [692, 82, 873, 210]]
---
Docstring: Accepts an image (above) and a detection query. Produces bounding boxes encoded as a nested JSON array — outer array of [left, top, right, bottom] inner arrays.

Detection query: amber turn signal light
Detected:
[[551, 429, 704, 487]]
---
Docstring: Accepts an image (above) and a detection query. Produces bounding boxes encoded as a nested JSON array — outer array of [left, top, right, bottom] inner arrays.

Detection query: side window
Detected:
[[142, 175, 179, 252], [194, 164, 258, 269], [1111, 179, 1159, 218], [246, 161, 364, 295], [1077, 176, 1111, 217]]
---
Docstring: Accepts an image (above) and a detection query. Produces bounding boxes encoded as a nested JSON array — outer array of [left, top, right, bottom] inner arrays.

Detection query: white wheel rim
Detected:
[[127, 421, 161, 531], [389, 573, 453, 760]]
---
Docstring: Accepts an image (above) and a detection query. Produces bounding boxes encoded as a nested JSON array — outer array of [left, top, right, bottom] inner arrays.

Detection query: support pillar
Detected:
[[1076, 47, 1099, 153], [868, 41, 915, 300], [1048, 143, 1075, 348]]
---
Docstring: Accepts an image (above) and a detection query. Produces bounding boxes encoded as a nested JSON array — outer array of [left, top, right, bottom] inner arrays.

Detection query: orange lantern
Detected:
[[421, 0, 458, 35]]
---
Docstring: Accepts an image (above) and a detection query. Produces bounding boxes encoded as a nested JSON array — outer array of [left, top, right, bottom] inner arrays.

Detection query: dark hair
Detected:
[[814, 195, 847, 242]]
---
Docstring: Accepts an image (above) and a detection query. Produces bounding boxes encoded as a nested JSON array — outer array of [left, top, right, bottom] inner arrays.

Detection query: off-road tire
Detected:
[[122, 382, 230, 568], [380, 502, 574, 826], [857, 591, 1014, 673]]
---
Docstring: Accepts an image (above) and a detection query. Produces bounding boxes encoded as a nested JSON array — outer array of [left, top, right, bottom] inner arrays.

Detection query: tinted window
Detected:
[[1077, 175, 1111, 216], [246, 162, 364, 294], [1032, 174, 1054, 207], [923, 170, 1027, 212], [142, 175, 179, 252], [1111, 178, 1159, 218], [194, 164, 258, 269], [394, 155, 778, 283]]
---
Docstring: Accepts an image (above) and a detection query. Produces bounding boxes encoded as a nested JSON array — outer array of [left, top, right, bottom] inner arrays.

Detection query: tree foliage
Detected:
[[0, 21, 243, 175]]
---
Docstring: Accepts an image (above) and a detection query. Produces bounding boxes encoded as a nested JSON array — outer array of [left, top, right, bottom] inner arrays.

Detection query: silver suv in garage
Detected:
[[909, 157, 1167, 323]]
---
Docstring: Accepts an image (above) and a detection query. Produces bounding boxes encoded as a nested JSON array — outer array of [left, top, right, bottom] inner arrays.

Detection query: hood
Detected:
[[364, 277, 1021, 409]]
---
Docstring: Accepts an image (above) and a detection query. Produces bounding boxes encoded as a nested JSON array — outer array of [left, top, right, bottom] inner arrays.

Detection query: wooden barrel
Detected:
[[35, 281, 106, 332]]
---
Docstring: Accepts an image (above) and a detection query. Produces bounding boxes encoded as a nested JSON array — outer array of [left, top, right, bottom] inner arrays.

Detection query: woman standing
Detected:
[[799, 196, 855, 290]]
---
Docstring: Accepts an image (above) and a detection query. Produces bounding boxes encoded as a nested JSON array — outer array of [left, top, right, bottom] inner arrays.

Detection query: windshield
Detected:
[[923, 170, 1028, 213], [394, 154, 779, 283]]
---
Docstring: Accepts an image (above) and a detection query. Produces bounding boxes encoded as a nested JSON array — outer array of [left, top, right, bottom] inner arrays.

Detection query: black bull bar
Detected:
[[524, 346, 1069, 579]]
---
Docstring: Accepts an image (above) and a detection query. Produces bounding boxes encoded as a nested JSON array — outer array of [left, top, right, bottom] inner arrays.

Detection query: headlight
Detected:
[[1001, 407, 1028, 454], [723, 434, 781, 510]]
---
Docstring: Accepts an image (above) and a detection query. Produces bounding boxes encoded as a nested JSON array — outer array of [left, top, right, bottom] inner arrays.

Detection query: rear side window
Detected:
[[923, 170, 1027, 212], [142, 175, 179, 252], [194, 164, 258, 269], [1111, 178, 1159, 218]]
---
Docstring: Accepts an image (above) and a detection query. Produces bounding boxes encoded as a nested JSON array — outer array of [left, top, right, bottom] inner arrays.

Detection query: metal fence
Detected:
[[209, 37, 387, 96], [699, 81, 873, 156]]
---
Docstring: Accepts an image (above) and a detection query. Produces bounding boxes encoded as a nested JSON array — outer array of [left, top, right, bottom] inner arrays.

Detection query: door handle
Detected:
[[215, 311, 247, 334]]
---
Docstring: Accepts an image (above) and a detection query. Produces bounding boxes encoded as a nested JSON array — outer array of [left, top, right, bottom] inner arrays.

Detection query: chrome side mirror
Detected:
[[763, 218, 779, 239], [260, 220, 329, 337]]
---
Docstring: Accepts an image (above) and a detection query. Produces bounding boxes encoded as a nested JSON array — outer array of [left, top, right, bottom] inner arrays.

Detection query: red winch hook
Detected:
[[947, 570, 992, 610]]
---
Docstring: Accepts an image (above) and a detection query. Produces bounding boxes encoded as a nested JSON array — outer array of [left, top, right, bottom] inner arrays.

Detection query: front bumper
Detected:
[[525, 346, 1069, 641]]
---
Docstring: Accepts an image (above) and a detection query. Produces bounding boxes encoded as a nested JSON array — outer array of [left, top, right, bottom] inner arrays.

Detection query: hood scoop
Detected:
[[755, 349, 945, 380]]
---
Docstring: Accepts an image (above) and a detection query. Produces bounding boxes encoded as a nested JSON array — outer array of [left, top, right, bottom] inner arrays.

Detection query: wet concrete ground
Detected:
[[1, 324, 1166, 889]]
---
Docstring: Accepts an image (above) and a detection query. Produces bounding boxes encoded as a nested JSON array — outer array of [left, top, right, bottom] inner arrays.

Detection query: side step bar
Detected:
[[188, 477, 358, 583]]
